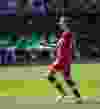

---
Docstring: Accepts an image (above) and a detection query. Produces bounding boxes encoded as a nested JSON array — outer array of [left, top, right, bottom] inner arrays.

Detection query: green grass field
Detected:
[[0, 64, 100, 104]]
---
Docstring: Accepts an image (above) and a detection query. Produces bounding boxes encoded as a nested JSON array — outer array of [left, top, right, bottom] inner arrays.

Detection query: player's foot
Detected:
[[61, 96, 82, 104], [56, 95, 64, 103], [62, 96, 75, 104]]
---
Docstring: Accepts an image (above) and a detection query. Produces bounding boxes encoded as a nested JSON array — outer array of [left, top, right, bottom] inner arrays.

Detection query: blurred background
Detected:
[[0, 0, 99, 64], [0, 0, 48, 16]]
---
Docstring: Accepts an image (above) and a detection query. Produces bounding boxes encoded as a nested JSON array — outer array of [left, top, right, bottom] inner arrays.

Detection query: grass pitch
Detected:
[[0, 64, 100, 104]]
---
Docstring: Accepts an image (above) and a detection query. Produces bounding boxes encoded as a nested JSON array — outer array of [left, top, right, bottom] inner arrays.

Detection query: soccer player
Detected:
[[47, 32, 82, 103]]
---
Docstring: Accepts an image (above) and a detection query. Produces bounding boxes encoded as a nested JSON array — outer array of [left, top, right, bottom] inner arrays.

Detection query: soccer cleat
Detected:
[[56, 95, 64, 103], [56, 96, 76, 104], [64, 96, 80, 104]]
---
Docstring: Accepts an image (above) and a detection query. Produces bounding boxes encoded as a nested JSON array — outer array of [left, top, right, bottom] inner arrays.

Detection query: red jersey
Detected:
[[54, 32, 72, 65]]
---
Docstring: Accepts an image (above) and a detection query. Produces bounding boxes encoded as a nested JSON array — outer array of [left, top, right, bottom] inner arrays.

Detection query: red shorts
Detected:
[[48, 64, 65, 73], [48, 63, 70, 72], [48, 64, 71, 80]]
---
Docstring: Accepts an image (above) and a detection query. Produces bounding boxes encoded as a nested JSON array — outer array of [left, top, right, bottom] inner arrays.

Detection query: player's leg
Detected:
[[41, 69, 66, 102], [48, 67, 67, 97], [48, 70, 67, 103], [49, 63, 82, 103], [64, 64, 82, 103]]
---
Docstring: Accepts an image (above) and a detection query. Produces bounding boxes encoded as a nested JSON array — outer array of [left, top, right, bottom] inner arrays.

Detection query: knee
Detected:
[[48, 74, 56, 83]]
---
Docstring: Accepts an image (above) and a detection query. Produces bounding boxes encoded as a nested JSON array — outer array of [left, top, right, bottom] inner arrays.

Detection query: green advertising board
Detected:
[[0, 32, 56, 48], [0, 32, 17, 47]]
